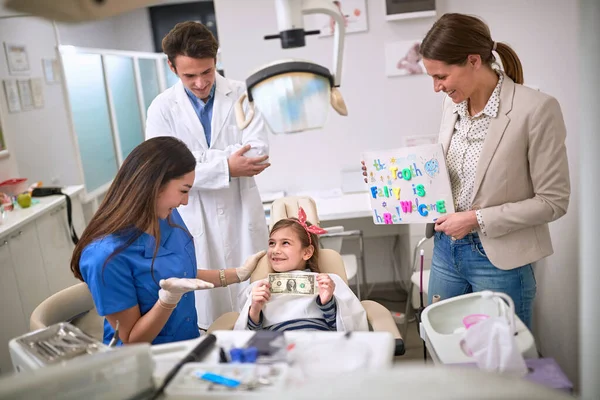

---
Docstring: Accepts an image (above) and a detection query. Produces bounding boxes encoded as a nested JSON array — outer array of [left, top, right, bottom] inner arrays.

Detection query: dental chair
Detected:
[[208, 196, 406, 355], [29, 282, 103, 341]]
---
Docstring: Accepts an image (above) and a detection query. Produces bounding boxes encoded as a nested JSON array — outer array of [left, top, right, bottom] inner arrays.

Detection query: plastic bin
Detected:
[[0, 178, 28, 196]]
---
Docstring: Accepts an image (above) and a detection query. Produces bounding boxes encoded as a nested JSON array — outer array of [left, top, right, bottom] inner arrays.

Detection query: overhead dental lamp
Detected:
[[234, 0, 348, 134]]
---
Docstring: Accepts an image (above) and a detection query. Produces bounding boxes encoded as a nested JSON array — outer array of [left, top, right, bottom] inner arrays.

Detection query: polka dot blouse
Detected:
[[446, 72, 503, 236]]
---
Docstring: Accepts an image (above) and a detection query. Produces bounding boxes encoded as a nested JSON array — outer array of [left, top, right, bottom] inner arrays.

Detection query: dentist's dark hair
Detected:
[[70, 137, 196, 283], [420, 13, 524, 84], [162, 21, 219, 69]]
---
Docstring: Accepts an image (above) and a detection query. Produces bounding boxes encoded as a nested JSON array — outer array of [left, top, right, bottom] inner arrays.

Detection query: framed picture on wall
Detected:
[[385, 0, 436, 21], [3, 42, 30, 75], [385, 40, 426, 77], [0, 113, 7, 154], [309, 0, 368, 37]]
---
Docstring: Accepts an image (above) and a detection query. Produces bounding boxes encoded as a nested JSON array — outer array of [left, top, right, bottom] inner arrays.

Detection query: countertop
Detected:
[[0, 185, 84, 239]]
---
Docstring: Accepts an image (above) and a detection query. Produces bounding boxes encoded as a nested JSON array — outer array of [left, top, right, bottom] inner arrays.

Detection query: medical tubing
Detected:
[[419, 249, 424, 308], [150, 334, 217, 399]]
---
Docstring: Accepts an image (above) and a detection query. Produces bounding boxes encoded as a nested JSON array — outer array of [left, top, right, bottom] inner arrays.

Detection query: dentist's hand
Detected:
[[228, 145, 270, 177], [236, 250, 267, 282], [158, 278, 214, 305]]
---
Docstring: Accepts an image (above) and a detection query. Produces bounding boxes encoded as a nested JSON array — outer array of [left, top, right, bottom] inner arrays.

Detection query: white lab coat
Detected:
[[234, 272, 369, 332], [146, 74, 270, 329]]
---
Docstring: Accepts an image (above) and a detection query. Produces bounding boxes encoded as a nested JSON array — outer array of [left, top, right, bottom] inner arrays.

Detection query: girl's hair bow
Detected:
[[294, 206, 328, 245]]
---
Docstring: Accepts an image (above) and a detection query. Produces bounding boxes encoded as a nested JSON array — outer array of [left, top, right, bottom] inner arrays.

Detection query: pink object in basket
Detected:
[[0, 178, 28, 196], [463, 314, 490, 329]]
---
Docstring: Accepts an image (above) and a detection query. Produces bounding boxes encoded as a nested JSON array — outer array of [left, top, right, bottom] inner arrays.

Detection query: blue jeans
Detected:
[[428, 231, 537, 330]]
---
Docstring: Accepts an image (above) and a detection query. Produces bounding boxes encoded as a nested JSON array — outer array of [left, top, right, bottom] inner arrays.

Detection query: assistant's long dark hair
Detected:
[[70, 137, 196, 283]]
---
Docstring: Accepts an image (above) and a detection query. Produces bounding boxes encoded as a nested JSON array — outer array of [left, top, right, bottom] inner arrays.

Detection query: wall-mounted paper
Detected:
[[42, 58, 61, 84], [385, 40, 426, 77], [30, 78, 44, 108], [3, 79, 21, 113], [305, 0, 368, 37], [362, 143, 454, 224], [4, 42, 30, 75], [17, 79, 33, 110]]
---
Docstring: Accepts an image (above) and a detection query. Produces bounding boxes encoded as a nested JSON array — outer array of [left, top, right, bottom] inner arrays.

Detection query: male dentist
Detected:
[[146, 21, 271, 330]]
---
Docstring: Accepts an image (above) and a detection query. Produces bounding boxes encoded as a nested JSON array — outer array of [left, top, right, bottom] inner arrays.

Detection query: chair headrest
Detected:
[[269, 196, 320, 231]]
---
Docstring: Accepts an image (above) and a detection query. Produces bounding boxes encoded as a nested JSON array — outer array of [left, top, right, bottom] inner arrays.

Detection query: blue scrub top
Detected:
[[80, 209, 200, 345]]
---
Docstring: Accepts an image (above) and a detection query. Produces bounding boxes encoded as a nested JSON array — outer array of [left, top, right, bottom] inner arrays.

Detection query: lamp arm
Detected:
[[301, 0, 345, 87]]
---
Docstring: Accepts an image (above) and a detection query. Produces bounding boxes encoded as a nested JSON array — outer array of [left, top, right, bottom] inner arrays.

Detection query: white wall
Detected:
[[579, 1, 599, 399], [56, 9, 154, 52], [0, 4, 23, 180], [0, 15, 81, 186], [214, 0, 581, 388]]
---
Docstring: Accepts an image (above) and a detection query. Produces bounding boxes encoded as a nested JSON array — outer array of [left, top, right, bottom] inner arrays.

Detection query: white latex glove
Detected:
[[158, 278, 215, 305], [236, 250, 267, 282]]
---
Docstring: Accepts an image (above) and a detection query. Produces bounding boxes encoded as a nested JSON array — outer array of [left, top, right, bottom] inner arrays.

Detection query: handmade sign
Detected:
[[362, 143, 454, 224]]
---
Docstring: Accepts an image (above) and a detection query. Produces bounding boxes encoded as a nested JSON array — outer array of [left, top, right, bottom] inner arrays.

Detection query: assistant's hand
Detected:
[[236, 250, 267, 282], [158, 278, 214, 305], [316, 273, 336, 304], [434, 211, 478, 240], [228, 145, 270, 177]]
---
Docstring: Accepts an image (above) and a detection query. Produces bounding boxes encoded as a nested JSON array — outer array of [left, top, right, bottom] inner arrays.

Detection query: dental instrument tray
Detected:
[[9, 322, 109, 370], [164, 362, 290, 398]]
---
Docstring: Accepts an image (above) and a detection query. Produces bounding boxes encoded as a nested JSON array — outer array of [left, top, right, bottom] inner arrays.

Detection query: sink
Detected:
[[420, 292, 538, 364]]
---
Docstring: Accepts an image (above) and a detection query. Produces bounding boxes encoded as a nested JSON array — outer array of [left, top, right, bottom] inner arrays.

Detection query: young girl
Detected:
[[234, 208, 368, 332]]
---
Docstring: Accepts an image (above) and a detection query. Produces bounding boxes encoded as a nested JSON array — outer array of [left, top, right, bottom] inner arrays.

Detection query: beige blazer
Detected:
[[436, 72, 570, 270]]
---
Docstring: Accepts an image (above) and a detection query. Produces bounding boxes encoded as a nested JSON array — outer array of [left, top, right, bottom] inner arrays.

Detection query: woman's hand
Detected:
[[236, 250, 267, 282], [317, 273, 336, 304], [361, 161, 368, 183], [158, 277, 214, 305], [249, 280, 270, 323], [434, 211, 478, 240]]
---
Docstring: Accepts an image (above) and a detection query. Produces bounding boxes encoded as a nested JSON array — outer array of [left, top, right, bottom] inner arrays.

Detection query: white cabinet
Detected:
[[36, 206, 80, 294], [0, 186, 86, 375], [8, 223, 51, 329], [0, 240, 28, 375]]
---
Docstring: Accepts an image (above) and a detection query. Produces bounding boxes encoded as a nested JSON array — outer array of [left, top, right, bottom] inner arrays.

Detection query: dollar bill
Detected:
[[268, 273, 316, 295]]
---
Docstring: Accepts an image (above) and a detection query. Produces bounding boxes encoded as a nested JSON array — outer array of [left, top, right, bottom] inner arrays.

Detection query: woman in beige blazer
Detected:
[[420, 13, 570, 329]]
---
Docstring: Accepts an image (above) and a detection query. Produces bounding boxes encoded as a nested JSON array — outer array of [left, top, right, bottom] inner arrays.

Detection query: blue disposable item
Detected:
[[244, 347, 258, 363], [229, 347, 259, 363], [230, 348, 244, 363], [196, 372, 241, 388]]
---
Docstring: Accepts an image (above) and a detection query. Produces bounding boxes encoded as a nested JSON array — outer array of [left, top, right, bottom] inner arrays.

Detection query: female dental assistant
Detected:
[[70, 137, 265, 345]]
